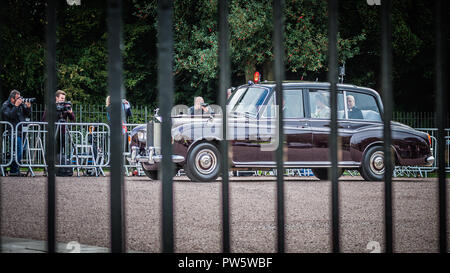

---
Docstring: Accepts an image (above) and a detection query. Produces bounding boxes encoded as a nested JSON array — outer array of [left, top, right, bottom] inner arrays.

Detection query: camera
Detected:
[[56, 101, 72, 112], [201, 103, 209, 107], [19, 97, 36, 103]]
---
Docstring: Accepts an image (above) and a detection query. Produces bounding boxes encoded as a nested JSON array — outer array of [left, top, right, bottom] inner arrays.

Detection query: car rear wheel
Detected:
[[311, 168, 344, 180], [143, 169, 158, 180], [184, 142, 221, 182], [360, 146, 395, 181]]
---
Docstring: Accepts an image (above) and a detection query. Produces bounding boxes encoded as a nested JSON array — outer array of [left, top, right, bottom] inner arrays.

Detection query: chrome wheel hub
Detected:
[[200, 154, 212, 169], [195, 149, 217, 175], [370, 151, 385, 175]]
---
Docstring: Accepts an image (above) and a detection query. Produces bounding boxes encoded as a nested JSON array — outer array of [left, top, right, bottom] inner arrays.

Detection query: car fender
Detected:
[[350, 129, 400, 164]]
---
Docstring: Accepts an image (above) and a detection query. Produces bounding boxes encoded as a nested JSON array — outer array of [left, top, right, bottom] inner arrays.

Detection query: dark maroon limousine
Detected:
[[128, 82, 434, 182]]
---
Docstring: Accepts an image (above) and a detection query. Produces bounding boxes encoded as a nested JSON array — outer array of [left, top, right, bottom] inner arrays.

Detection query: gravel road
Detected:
[[1, 175, 448, 253]]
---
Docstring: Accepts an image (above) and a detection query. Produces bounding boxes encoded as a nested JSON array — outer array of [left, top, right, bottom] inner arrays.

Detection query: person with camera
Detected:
[[41, 90, 75, 122], [1, 90, 32, 176], [41, 90, 75, 164], [189, 96, 212, 116]]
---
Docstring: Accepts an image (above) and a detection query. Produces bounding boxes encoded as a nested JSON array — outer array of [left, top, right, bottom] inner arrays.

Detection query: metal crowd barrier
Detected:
[[0, 121, 15, 176], [9, 122, 110, 177]]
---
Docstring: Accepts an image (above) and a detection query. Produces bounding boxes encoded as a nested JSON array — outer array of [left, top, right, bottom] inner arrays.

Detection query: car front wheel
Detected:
[[141, 164, 179, 180], [360, 146, 395, 181], [311, 168, 344, 180], [184, 142, 221, 182]]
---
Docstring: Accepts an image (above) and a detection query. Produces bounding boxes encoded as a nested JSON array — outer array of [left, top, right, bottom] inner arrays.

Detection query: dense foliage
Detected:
[[0, 0, 448, 111]]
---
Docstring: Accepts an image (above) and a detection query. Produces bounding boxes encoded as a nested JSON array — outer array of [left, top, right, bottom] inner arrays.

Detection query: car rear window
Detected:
[[309, 89, 345, 119], [345, 91, 381, 121]]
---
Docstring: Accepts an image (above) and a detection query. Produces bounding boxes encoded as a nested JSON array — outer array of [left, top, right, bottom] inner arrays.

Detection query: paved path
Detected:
[[1, 175, 448, 253], [1, 236, 110, 253]]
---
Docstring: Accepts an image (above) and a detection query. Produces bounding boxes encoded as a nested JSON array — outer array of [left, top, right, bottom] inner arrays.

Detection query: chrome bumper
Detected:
[[425, 156, 435, 166], [128, 146, 185, 164]]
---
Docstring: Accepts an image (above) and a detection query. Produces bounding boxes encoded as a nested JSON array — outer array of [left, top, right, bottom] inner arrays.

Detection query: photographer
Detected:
[[1, 90, 32, 176], [41, 90, 75, 159], [41, 90, 75, 122], [189, 96, 212, 116]]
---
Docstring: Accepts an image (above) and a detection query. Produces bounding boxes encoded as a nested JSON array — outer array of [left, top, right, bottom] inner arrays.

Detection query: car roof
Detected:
[[232, 81, 384, 114], [241, 81, 379, 96]]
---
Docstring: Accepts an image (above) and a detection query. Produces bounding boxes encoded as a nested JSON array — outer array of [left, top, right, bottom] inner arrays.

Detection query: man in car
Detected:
[[347, 95, 363, 119]]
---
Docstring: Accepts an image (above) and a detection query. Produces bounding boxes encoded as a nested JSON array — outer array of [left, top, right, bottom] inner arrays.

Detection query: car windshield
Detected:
[[227, 87, 246, 110], [231, 87, 268, 116]]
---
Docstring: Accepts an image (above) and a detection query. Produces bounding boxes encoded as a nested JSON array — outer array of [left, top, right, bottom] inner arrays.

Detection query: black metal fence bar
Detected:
[[219, 0, 230, 253], [0, 4, 2, 253], [327, 0, 340, 253], [435, 0, 447, 254], [273, 0, 285, 253], [107, 0, 125, 253], [45, 0, 57, 254], [158, 0, 175, 253], [381, 0, 394, 253], [0, 4, 3, 252], [1, 0, 447, 256]]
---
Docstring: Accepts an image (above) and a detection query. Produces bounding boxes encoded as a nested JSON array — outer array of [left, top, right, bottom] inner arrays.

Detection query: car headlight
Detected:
[[137, 131, 146, 142]]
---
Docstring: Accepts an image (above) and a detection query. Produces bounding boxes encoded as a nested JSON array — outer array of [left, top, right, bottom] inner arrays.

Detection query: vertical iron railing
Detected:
[[158, 0, 175, 253], [45, 0, 57, 254], [327, 0, 340, 253], [0, 0, 446, 255], [273, 0, 285, 253], [218, 0, 231, 253], [0, 8, 2, 253], [107, 0, 125, 253], [435, 0, 447, 254], [381, 0, 394, 253]]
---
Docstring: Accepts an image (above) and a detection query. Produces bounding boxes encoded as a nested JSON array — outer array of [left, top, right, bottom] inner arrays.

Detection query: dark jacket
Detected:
[[41, 109, 75, 122], [348, 106, 363, 120], [1, 100, 31, 128], [188, 106, 213, 116]]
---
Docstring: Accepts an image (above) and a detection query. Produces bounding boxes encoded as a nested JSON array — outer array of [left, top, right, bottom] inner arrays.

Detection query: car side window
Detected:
[[262, 89, 304, 118], [345, 91, 381, 121], [283, 89, 304, 118], [309, 90, 345, 119]]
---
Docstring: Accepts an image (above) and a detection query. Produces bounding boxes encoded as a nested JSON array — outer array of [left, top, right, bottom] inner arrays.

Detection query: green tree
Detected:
[[137, 0, 366, 104], [2, 0, 446, 112], [0, 1, 46, 99]]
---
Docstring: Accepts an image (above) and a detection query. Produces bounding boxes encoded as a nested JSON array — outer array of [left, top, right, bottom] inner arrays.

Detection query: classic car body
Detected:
[[129, 82, 434, 182]]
